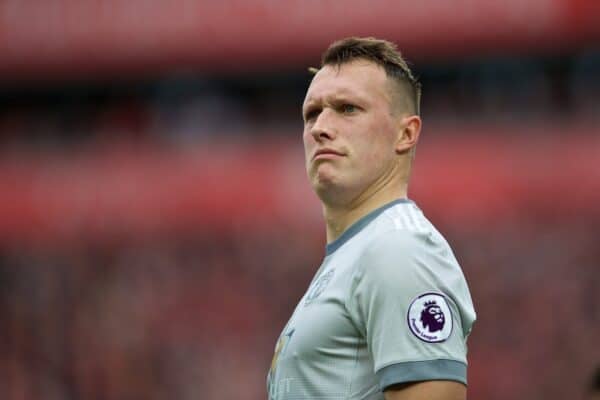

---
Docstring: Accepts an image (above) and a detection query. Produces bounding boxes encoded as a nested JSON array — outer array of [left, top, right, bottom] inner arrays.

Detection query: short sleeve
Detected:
[[345, 229, 476, 390]]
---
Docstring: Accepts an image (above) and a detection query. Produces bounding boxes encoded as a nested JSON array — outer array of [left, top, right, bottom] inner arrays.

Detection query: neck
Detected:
[[323, 183, 407, 243]]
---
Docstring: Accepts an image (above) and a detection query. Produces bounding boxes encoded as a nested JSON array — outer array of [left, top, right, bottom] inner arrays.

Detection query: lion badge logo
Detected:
[[407, 293, 453, 343]]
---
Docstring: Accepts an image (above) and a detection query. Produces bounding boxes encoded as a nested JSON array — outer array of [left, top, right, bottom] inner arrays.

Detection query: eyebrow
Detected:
[[303, 92, 369, 111]]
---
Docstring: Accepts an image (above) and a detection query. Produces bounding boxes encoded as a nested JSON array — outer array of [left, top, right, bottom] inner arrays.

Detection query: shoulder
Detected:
[[354, 206, 463, 289], [354, 228, 433, 286], [360, 206, 446, 267], [361, 228, 427, 266]]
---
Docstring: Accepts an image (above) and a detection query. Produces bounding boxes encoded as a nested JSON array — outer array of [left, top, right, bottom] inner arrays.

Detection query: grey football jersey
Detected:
[[267, 199, 476, 400]]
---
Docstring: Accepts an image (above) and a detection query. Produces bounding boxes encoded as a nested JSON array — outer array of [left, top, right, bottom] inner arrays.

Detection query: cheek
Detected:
[[361, 115, 394, 140], [303, 132, 319, 175], [357, 125, 394, 164], [303, 131, 314, 154]]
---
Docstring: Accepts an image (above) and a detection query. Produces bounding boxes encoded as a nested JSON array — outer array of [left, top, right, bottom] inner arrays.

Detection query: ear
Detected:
[[395, 115, 421, 154]]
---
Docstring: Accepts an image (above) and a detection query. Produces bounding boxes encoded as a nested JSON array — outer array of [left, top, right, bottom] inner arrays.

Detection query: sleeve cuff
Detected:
[[376, 359, 467, 391]]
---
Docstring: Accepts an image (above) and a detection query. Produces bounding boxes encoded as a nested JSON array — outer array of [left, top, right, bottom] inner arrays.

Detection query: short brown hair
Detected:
[[315, 37, 421, 115]]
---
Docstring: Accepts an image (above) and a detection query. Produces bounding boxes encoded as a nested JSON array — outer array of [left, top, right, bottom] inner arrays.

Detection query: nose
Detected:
[[309, 109, 336, 142]]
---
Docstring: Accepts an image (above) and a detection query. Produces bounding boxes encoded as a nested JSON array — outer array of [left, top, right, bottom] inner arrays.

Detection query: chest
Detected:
[[279, 260, 364, 363]]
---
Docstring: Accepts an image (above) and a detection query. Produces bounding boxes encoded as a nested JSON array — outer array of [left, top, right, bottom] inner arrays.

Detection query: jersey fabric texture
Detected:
[[267, 199, 476, 400]]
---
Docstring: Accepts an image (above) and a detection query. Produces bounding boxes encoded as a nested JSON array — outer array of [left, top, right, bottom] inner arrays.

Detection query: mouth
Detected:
[[313, 149, 345, 161]]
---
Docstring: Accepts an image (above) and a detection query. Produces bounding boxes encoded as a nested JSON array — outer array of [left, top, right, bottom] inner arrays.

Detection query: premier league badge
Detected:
[[407, 293, 453, 343]]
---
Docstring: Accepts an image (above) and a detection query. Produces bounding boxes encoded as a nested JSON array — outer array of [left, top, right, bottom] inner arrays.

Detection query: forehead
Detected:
[[303, 60, 391, 107]]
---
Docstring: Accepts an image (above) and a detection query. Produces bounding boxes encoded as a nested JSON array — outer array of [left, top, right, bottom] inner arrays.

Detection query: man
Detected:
[[267, 37, 476, 400]]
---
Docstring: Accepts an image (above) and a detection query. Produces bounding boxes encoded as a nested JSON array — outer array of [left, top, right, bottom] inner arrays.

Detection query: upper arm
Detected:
[[346, 229, 476, 391], [383, 380, 466, 400]]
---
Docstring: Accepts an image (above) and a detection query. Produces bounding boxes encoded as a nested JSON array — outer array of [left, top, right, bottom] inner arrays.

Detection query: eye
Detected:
[[341, 104, 357, 114], [304, 108, 321, 122]]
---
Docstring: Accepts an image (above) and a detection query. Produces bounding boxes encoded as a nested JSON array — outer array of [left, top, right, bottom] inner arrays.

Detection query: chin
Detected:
[[312, 169, 339, 189], [312, 179, 335, 196], [313, 178, 354, 207]]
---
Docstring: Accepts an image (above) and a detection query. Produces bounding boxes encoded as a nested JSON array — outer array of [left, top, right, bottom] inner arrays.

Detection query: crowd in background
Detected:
[[1, 51, 599, 152], [0, 215, 598, 400]]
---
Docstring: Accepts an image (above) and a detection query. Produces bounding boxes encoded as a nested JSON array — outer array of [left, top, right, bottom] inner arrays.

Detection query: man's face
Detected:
[[302, 60, 401, 205]]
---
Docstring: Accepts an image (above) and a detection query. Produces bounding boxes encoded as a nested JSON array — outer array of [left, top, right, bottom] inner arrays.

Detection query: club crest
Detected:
[[304, 269, 334, 305], [407, 293, 453, 343]]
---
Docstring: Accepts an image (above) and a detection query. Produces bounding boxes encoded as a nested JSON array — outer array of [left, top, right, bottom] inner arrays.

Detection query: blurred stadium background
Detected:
[[1, 1, 599, 399]]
